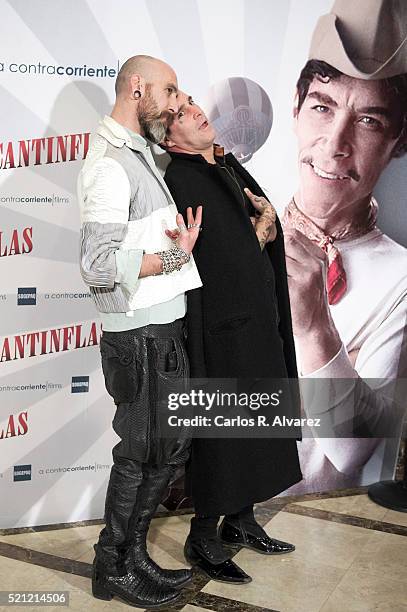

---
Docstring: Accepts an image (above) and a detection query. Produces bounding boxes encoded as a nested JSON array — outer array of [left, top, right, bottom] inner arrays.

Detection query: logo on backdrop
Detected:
[[0, 321, 100, 362], [0, 133, 90, 170], [13, 465, 32, 482], [37, 462, 110, 476], [0, 411, 28, 440], [17, 287, 37, 306], [0, 381, 62, 393], [0, 193, 70, 206], [8, 289, 91, 304], [0, 226, 33, 257], [71, 376, 89, 393], [0, 59, 120, 78], [44, 291, 91, 300]]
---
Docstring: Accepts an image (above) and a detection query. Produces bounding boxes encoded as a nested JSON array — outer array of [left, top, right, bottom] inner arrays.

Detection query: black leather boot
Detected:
[[92, 455, 180, 606], [125, 464, 193, 589], [95, 453, 143, 572], [219, 507, 295, 555], [92, 559, 180, 608]]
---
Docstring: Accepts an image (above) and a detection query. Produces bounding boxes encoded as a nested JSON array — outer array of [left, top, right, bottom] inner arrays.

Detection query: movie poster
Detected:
[[1, 0, 405, 528]]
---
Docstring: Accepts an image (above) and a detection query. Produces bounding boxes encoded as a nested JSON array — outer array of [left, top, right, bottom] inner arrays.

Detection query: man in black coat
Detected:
[[162, 92, 302, 583]]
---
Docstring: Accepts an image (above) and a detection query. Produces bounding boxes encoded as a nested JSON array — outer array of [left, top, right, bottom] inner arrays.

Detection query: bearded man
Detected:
[[78, 55, 202, 608]]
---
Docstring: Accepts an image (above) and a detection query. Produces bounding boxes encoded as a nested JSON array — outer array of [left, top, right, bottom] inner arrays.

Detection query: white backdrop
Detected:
[[1, 0, 406, 529]]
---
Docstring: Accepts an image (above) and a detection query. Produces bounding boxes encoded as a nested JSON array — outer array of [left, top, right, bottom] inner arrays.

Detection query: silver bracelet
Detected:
[[156, 245, 190, 274]]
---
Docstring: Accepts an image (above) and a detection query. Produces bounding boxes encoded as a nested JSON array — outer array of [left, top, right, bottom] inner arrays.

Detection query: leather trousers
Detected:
[[95, 319, 191, 573]]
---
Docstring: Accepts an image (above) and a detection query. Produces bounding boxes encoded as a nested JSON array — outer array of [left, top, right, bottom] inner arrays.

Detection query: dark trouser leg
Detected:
[[96, 321, 191, 581], [190, 515, 220, 541], [94, 327, 148, 575], [225, 504, 265, 537], [187, 515, 232, 564], [123, 326, 192, 587]]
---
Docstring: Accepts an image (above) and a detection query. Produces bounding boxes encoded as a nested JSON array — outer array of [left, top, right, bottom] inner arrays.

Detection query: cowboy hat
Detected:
[[308, 0, 407, 79]]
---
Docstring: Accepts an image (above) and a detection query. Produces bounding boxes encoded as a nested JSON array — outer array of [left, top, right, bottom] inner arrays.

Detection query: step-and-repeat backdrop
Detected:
[[1, 0, 406, 528]]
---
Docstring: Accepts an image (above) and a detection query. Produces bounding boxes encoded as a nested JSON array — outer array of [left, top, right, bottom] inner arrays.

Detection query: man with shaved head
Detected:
[[78, 55, 202, 607], [114, 55, 177, 144]]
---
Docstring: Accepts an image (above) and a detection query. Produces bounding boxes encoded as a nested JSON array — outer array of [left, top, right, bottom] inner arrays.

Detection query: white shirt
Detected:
[[284, 227, 407, 495]]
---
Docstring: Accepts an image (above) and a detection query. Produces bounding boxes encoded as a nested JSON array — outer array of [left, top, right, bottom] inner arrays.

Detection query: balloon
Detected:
[[205, 77, 273, 164]]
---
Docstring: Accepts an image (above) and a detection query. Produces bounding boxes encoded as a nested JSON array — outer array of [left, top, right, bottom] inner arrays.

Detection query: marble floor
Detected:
[[0, 487, 406, 612]]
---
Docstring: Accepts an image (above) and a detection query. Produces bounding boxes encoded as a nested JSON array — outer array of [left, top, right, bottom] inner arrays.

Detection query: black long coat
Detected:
[[165, 151, 302, 515]]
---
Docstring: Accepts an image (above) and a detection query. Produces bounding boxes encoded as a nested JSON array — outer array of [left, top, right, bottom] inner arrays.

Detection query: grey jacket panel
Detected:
[[80, 221, 127, 289], [89, 284, 130, 314], [103, 142, 172, 222]]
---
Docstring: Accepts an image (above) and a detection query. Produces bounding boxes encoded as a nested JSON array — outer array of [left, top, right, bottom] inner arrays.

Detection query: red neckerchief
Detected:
[[281, 197, 378, 305]]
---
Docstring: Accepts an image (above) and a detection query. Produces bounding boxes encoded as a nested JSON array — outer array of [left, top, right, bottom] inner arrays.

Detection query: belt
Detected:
[[102, 317, 185, 340]]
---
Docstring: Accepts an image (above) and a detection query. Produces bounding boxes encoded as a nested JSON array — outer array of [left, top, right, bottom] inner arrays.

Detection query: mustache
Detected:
[[302, 155, 360, 182], [159, 109, 173, 121]]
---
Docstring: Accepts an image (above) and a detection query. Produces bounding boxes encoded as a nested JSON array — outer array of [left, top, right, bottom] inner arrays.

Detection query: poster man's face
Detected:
[[294, 74, 401, 218]]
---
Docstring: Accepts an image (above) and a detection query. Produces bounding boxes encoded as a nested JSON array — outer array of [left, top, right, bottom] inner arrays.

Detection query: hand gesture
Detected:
[[244, 188, 277, 249], [283, 228, 328, 336], [165, 206, 203, 254]]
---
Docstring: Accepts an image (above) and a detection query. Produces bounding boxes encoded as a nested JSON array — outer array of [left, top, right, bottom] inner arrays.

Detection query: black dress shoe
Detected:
[[184, 535, 252, 584], [219, 518, 295, 555], [92, 560, 181, 608]]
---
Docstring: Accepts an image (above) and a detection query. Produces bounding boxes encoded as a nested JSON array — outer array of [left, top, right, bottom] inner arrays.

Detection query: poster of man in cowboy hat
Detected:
[[278, 0, 407, 495]]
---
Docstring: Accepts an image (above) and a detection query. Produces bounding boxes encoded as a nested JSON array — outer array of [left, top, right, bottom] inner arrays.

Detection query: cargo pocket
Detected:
[[155, 338, 187, 379], [100, 337, 139, 404], [151, 337, 191, 467]]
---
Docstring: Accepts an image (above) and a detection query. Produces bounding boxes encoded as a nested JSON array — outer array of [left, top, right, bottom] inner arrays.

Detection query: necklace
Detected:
[[219, 164, 247, 208]]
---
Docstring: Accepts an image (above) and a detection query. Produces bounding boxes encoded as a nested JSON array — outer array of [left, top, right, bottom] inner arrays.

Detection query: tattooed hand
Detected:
[[244, 188, 277, 250]]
